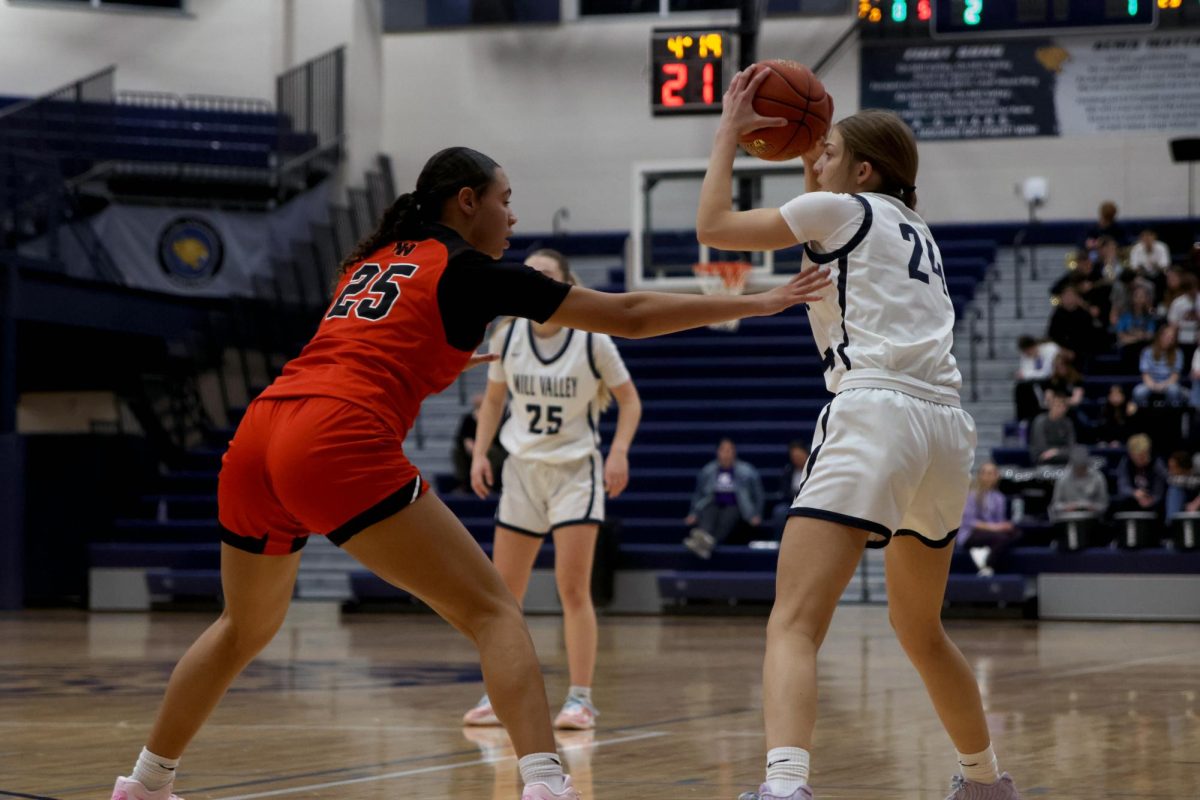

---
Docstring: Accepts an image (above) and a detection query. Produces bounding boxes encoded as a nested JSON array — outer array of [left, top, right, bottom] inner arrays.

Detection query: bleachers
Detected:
[[87, 229, 1000, 609]]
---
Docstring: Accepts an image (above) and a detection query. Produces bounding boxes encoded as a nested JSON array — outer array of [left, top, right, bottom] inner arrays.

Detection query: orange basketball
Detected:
[[738, 60, 833, 162]]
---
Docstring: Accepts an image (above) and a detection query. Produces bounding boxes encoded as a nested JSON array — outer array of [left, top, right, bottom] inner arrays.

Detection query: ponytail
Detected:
[[337, 146, 501, 276]]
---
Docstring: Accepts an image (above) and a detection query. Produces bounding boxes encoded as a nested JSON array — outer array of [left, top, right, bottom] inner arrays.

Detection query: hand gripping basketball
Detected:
[[720, 66, 790, 140]]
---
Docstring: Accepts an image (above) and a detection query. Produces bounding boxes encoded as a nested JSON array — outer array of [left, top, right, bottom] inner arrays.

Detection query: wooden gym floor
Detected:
[[1, 606, 1197, 799]]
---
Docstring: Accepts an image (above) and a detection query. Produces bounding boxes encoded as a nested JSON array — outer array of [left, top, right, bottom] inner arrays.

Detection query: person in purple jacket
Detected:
[[958, 462, 1022, 576]]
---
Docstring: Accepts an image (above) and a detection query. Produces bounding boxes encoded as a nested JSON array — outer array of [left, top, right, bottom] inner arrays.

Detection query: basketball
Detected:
[[738, 60, 833, 162]]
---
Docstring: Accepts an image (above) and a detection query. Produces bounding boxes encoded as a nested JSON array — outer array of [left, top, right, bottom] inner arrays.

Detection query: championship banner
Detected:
[[861, 33, 1200, 141]]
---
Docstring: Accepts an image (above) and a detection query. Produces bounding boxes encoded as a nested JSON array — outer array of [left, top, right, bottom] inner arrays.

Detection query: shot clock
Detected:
[[651, 28, 732, 116]]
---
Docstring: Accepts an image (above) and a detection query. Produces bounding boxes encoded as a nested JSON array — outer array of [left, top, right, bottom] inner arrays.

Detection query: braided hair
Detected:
[[338, 147, 500, 274]]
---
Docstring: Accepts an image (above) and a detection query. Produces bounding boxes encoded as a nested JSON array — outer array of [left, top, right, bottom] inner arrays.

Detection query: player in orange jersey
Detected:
[[109, 147, 831, 800]]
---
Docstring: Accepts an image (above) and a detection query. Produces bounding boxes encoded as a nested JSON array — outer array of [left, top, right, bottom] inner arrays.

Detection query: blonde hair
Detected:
[[1127, 434, 1152, 457]]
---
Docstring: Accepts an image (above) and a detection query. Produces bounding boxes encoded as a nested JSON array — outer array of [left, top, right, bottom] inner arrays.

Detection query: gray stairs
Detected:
[[953, 245, 1074, 465]]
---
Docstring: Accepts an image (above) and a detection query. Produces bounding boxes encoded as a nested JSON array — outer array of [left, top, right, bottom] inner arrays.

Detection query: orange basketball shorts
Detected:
[[217, 396, 428, 555]]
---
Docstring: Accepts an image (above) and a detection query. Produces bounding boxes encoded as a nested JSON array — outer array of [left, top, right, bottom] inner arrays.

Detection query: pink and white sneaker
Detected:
[[737, 785, 813, 800], [112, 777, 184, 800], [521, 775, 580, 799], [553, 697, 597, 730], [462, 693, 501, 726]]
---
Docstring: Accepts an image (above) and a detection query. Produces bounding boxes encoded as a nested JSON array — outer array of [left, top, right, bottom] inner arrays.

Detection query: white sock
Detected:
[[519, 752, 566, 793], [567, 685, 592, 705], [765, 746, 810, 795], [957, 744, 1000, 784], [131, 747, 179, 792]]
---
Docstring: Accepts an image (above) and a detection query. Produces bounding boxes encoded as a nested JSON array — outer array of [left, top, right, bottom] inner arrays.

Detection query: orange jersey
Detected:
[[259, 225, 571, 437]]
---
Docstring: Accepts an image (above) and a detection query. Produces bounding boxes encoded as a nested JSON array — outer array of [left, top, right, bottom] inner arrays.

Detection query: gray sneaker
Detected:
[[945, 773, 1022, 800], [684, 528, 716, 559], [737, 785, 813, 800]]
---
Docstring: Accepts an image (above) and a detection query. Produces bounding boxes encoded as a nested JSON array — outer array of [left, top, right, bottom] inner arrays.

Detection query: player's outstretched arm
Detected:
[[547, 265, 829, 340], [696, 65, 799, 253]]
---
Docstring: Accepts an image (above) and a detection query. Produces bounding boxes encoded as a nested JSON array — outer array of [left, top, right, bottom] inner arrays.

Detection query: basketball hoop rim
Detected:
[[692, 260, 753, 290]]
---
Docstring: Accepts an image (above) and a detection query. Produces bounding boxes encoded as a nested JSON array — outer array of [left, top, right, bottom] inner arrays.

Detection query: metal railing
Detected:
[[275, 47, 345, 188], [117, 90, 273, 115]]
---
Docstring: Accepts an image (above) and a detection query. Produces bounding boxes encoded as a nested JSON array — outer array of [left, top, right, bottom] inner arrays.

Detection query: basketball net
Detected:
[[693, 261, 752, 332]]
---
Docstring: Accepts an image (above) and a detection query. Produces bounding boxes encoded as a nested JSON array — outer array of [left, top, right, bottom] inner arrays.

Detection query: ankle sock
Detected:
[[566, 685, 592, 705], [519, 752, 566, 793], [765, 746, 810, 795], [131, 747, 179, 792], [957, 744, 1000, 784]]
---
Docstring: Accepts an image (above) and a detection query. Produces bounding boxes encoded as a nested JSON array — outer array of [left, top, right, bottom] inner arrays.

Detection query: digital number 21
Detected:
[[661, 63, 715, 107]]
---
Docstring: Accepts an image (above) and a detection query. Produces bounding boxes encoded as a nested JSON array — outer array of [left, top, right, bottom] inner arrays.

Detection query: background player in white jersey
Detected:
[[464, 249, 642, 731], [696, 68, 1024, 800]]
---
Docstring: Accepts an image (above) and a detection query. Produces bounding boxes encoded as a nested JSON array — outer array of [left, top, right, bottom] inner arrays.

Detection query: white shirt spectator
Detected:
[[1017, 341, 1059, 381], [1168, 292, 1200, 346], [1130, 240, 1170, 274]]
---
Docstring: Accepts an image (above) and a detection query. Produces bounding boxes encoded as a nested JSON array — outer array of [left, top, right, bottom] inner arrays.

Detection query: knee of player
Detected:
[[556, 581, 593, 611], [216, 609, 285, 655], [887, 611, 946, 653]]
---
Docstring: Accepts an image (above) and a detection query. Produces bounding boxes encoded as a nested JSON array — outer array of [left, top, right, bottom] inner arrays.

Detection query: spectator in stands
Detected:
[[1050, 445, 1109, 521], [779, 440, 809, 504], [452, 393, 506, 494], [770, 441, 810, 538], [1133, 324, 1185, 408], [1029, 390, 1076, 464], [1167, 272, 1199, 366], [683, 438, 765, 559], [1045, 352, 1085, 412], [1092, 236, 1124, 284], [1161, 266, 1187, 312], [1130, 228, 1171, 278], [1190, 345, 1200, 411], [1114, 284, 1159, 370], [1080, 200, 1129, 258], [1095, 384, 1137, 447], [1014, 335, 1058, 422], [957, 462, 1021, 576], [1111, 433, 1168, 517], [1048, 279, 1104, 363], [1165, 450, 1200, 520]]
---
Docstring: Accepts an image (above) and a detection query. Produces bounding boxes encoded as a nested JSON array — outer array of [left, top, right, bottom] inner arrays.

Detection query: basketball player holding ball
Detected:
[[696, 66, 1024, 800], [462, 248, 641, 732], [108, 147, 831, 800]]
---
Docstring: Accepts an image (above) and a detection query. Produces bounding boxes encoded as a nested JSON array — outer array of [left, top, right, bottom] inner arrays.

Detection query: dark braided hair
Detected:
[[338, 147, 500, 274]]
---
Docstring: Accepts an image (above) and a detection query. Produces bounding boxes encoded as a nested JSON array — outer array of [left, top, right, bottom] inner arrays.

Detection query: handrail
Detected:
[[1012, 228, 1026, 320], [968, 307, 982, 403], [986, 263, 998, 359], [0, 65, 116, 123], [812, 19, 861, 77]]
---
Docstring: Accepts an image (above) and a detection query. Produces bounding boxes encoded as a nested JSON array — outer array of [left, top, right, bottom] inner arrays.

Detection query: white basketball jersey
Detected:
[[491, 321, 614, 463], [782, 191, 962, 404]]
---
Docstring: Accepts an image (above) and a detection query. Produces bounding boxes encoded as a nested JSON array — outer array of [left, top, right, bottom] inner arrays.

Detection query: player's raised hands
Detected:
[[754, 264, 831, 316], [718, 64, 790, 139]]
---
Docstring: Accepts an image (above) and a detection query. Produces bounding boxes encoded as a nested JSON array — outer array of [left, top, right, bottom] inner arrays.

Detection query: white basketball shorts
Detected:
[[496, 453, 605, 537], [789, 388, 977, 548]]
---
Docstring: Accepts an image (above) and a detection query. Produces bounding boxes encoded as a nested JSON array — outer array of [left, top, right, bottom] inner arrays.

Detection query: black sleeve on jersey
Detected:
[[437, 252, 573, 351]]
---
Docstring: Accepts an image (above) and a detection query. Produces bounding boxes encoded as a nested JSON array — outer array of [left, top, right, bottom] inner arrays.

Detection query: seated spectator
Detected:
[[1161, 265, 1187, 313], [1133, 324, 1185, 408], [1094, 384, 1137, 447], [1165, 450, 1200, 521], [1048, 280, 1105, 363], [1029, 391, 1077, 465], [683, 438, 764, 559], [1014, 335, 1058, 422], [770, 441, 810, 538], [1167, 272, 1199, 366], [1111, 433, 1168, 517], [957, 461, 1021, 576], [1045, 352, 1085, 412], [778, 440, 809, 503], [1080, 200, 1129, 258], [1190, 346, 1200, 411], [1050, 445, 1109, 521], [1091, 236, 1124, 284], [1130, 228, 1171, 278], [1113, 284, 1159, 370], [452, 393, 506, 493]]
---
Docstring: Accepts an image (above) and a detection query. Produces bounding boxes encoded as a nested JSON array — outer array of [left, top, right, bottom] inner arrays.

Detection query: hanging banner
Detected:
[[861, 33, 1200, 141]]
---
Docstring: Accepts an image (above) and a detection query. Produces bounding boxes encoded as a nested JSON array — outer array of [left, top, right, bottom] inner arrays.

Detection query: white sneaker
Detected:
[[969, 546, 992, 573], [462, 693, 501, 726], [112, 777, 183, 800]]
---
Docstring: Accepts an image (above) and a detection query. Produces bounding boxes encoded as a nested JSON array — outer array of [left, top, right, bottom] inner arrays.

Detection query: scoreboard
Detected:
[[858, 0, 1200, 37], [650, 29, 731, 116]]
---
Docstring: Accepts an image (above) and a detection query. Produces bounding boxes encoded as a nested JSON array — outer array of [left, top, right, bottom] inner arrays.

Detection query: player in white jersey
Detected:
[[697, 68, 1024, 800], [463, 249, 642, 731]]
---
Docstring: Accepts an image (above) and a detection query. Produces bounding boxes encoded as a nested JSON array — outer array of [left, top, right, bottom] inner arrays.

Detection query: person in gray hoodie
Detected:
[[1050, 445, 1109, 520]]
